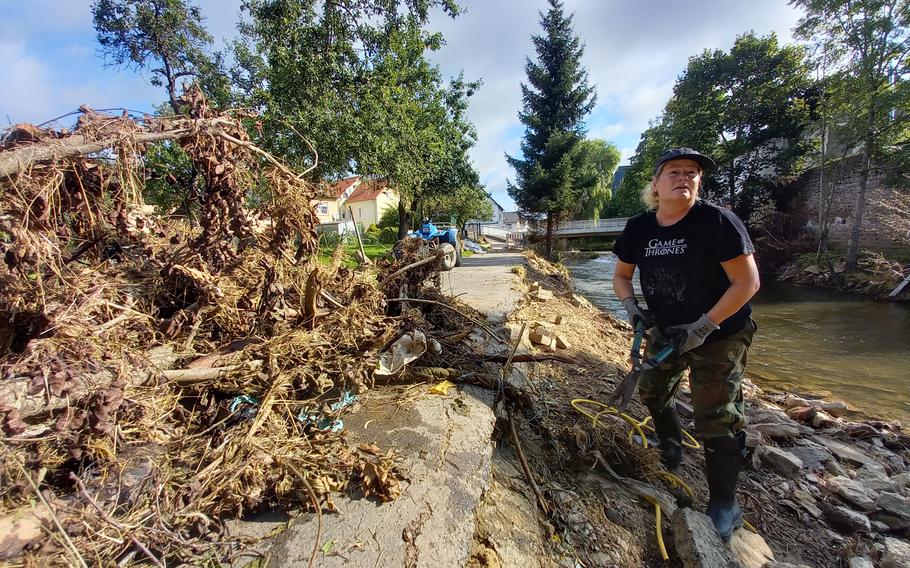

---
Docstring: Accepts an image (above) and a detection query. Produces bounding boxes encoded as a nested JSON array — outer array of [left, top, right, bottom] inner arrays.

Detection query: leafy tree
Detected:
[[235, 0, 461, 179], [423, 185, 494, 235], [608, 122, 670, 217], [617, 33, 812, 223], [92, 0, 226, 113], [355, 22, 480, 238], [575, 139, 621, 219], [793, 0, 910, 272], [506, 0, 597, 258]]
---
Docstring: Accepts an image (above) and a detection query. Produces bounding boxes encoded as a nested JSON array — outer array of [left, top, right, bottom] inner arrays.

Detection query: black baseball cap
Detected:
[[653, 148, 715, 175]]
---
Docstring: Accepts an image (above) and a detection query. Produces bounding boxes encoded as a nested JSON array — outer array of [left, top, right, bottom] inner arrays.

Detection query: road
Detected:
[[441, 251, 526, 324]]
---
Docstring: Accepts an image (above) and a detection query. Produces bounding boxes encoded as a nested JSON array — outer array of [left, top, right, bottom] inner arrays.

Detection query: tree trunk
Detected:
[[845, 141, 872, 273], [545, 211, 554, 259], [397, 199, 411, 241], [728, 162, 736, 208]]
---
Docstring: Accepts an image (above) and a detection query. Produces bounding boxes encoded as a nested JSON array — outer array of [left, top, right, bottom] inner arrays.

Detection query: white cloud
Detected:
[[3, 0, 806, 212]]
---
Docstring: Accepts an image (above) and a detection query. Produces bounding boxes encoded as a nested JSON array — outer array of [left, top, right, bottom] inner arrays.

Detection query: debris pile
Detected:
[[0, 89, 477, 565]]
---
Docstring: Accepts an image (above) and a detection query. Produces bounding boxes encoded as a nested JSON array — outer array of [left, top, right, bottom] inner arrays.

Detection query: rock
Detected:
[[729, 528, 775, 568], [821, 502, 871, 532], [745, 430, 764, 449], [757, 445, 804, 478], [788, 406, 817, 422], [554, 334, 571, 349], [529, 281, 540, 291], [805, 473, 820, 484], [811, 410, 838, 429], [670, 508, 739, 568], [858, 466, 901, 493], [826, 459, 846, 476], [818, 438, 881, 469], [570, 294, 593, 309], [893, 473, 910, 488], [763, 563, 814, 568], [844, 423, 880, 437], [882, 536, 910, 568], [0, 505, 51, 559], [873, 520, 892, 532], [820, 401, 849, 417], [827, 476, 878, 512], [792, 489, 823, 518], [783, 394, 811, 408], [878, 493, 910, 520], [753, 422, 801, 440], [848, 558, 875, 568], [529, 328, 556, 349], [530, 288, 554, 301], [553, 315, 567, 325], [875, 513, 910, 532], [788, 440, 835, 469]]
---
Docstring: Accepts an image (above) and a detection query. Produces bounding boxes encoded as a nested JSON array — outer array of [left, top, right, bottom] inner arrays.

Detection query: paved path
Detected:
[[442, 252, 526, 324]]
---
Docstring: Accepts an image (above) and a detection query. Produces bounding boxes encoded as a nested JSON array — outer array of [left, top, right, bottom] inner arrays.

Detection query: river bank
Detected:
[[486, 251, 910, 567], [561, 251, 910, 425]]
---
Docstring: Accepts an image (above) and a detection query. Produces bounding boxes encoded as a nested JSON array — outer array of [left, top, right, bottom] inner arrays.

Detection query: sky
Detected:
[[1, 0, 805, 211]]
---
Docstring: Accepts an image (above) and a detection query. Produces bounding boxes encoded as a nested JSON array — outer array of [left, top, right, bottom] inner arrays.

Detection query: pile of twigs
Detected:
[[0, 88, 477, 565]]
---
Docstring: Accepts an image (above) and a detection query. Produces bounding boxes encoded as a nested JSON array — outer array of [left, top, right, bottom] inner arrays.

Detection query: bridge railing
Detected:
[[551, 217, 629, 234]]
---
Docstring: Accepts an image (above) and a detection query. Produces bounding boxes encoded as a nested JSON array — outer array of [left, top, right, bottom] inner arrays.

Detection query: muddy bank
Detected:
[[469, 252, 910, 568]]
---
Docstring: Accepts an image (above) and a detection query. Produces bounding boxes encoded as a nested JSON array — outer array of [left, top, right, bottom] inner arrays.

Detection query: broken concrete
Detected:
[[244, 387, 497, 567], [670, 508, 739, 568]]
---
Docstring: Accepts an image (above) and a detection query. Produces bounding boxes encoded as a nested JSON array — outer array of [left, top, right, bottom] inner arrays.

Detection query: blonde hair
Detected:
[[640, 162, 702, 211]]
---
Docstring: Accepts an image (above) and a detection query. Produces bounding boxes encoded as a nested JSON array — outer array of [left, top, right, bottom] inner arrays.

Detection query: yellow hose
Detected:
[[570, 397, 757, 559]]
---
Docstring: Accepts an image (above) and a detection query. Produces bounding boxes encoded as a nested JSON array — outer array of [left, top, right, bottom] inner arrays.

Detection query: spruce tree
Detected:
[[506, 0, 596, 258]]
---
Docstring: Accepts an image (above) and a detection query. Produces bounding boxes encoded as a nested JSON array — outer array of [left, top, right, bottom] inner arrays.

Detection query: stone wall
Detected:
[[794, 155, 908, 256]]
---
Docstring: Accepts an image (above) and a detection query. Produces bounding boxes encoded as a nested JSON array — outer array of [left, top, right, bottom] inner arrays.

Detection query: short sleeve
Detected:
[[711, 208, 755, 263], [612, 218, 637, 264]]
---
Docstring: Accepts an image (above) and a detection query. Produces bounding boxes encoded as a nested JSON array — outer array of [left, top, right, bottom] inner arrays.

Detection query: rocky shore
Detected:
[[478, 251, 910, 568]]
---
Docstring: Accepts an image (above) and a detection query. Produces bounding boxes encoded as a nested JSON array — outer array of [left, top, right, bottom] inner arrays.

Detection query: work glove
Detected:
[[665, 314, 719, 354], [621, 297, 655, 329]]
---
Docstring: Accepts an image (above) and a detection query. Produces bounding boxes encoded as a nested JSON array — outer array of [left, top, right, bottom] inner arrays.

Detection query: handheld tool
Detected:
[[606, 321, 675, 411]]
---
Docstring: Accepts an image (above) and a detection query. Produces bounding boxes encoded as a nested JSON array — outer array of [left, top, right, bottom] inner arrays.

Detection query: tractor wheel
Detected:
[[439, 243, 457, 271]]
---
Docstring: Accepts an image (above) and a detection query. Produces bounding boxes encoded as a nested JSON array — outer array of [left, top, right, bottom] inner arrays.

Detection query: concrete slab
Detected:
[[245, 386, 496, 567], [444, 252, 526, 324]]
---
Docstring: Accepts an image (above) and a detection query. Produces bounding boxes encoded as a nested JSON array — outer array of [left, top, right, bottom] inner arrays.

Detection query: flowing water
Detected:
[[565, 253, 910, 424]]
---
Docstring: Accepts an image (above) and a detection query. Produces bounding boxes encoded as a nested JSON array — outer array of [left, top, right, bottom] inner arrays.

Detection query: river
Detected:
[[565, 253, 910, 424]]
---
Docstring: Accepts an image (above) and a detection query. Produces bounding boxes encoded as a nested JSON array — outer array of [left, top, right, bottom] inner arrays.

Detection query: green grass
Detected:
[[317, 242, 393, 267]]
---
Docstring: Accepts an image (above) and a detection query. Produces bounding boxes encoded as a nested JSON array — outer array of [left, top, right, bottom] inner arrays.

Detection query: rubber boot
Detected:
[[650, 406, 683, 471], [704, 433, 746, 542]]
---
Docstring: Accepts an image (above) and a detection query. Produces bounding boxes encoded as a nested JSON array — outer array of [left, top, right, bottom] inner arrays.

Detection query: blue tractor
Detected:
[[407, 220, 462, 270]]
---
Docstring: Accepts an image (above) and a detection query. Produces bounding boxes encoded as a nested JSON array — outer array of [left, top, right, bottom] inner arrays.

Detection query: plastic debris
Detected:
[[428, 380, 456, 396], [375, 330, 428, 376]]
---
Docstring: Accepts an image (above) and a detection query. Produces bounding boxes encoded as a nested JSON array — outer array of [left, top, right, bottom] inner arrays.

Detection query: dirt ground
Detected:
[[465, 252, 867, 568]]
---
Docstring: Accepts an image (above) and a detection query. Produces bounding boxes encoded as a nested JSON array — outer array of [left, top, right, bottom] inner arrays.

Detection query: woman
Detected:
[[612, 147, 760, 541]]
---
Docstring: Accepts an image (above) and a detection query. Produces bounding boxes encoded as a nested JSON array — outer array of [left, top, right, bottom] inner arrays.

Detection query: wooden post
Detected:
[[348, 206, 371, 265]]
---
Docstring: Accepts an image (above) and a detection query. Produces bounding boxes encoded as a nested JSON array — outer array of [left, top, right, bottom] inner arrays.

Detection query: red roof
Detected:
[[321, 175, 360, 199], [345, 179, 390, 203]]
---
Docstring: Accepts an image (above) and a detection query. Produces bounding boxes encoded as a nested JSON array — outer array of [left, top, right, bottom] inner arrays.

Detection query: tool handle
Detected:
[[644, 345, 675, 369]]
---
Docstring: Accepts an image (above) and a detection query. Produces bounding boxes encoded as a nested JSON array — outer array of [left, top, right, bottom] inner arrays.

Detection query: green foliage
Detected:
[[609, 122, 669, 217], [92, 0, 227, 112], [422, 184, 493, 231], [793, 0, 910, 270], [144, 141, 198, 215], [506, 0, 597, 256], [618, 32, 813, 220], [575, 139, 621, 219], [377, 206, 400, 230]]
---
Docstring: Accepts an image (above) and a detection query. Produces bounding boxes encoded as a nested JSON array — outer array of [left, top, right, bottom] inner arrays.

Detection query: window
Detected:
[[317, 205, 329, 215], [358, 207, 363, 218]]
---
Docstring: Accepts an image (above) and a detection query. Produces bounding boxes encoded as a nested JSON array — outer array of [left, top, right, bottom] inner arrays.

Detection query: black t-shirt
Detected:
[[612, 200, 755, 340]]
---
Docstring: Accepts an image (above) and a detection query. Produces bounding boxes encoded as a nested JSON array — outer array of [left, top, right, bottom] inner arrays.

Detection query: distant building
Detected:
[[502, 211, 529, 233], [312, 176, 399, 228], [340, 179, 399, 227], [312, 175, 360, 223], [468, 193, 505, 226]]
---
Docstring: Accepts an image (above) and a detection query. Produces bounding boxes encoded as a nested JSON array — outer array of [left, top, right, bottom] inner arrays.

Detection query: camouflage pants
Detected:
[[638, 320, 757, 440]]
